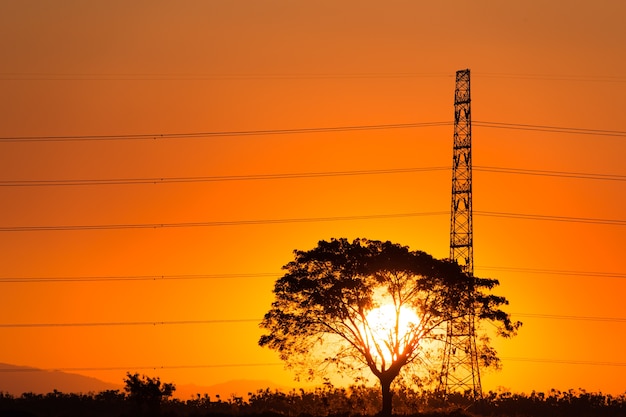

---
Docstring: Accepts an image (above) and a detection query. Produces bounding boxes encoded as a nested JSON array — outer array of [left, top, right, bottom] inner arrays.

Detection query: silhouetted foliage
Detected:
[[1, 385, 626, 417], [123, 372, 175, 415], [259, 238, 520, 416]]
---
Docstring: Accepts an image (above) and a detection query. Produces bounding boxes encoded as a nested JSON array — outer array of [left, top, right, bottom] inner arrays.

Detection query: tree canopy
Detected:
[[123, 372, 175, 415], [259, 238, 520, 416]]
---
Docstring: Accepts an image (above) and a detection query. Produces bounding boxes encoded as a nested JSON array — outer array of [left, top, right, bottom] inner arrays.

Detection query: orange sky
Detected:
[[1, 1, 625, 397]]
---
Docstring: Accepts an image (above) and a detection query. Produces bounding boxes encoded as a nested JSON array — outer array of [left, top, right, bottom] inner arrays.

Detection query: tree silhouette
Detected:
[[123, 372, 175, 415], [259, 238, 520, 416]]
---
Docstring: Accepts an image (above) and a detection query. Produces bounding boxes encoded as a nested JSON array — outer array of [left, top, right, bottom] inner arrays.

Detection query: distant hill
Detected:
[[0, 363, 288, 400], [0, 363, 119, 396]]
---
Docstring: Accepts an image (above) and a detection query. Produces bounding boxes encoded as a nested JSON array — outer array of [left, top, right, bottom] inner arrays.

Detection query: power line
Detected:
[[476, 266, 626, 280], [0, 210, 623, 233], [3, 266, 625, 284], [474, 211, 626, 226], [0, 272, 278, 283], [3, 71, 625, 83], [0, 363, 283, 373], [0, 121, 450, 143], [1, 165, 624, 187], [0, 319, 259, 328], [474, 166, 626, 182], [4, 313, 626, 328], [0, 71, 454, 81], [0, 212, 449, 232], [0, 167, 449, 187], [502, 357, 626, 367], [474, 72, 626, 83], [1, 120, 625, 143], [474, 121, 626, 138], [512, 313, 626, 323], [3, 312, 626, 329], [1, 357, 624, 373]]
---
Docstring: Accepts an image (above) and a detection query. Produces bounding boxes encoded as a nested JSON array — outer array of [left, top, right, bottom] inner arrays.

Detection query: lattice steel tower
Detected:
[[439, 68, 482, 396]]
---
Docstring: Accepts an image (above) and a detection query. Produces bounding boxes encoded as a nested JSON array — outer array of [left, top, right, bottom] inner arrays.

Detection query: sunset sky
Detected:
[[1, 1, 625, 397]]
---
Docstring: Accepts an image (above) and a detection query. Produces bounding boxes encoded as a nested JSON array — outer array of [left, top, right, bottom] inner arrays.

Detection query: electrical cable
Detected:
[[1, 120, 625, 142], [0, 319, 259, 328], [0, 121, 450, 143], [475, 266, 626, 280], [0, 363, 283, 373], [3, 71, 625, 83], [3, 266, 625, 284], [1, 165, 624, 187], [0, 272, 278, 283], [0, 167, 449, 187], [511, 313, 626, 323], [474, 121, 626, 137], [474, 72, 626, 83], [474, 211, 626, 226], [0, 210, 623, 232], [502, 357, 626, 367], [1, 357, 624, 373], [3, 312, 626, 329], [0, 72, 454, 81], [0, 212, 449, 232], [473, 166, 626, 182]]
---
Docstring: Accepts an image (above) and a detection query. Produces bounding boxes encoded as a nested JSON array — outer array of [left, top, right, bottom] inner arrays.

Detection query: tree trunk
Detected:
[[379, 376, 393, 417]]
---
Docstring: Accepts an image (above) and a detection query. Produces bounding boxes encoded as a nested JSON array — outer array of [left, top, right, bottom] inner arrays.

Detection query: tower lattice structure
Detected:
[[439, 68, 482, 397]]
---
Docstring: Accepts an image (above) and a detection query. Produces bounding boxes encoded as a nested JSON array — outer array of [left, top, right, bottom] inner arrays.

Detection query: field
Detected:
[[1, 386, 625, 417]]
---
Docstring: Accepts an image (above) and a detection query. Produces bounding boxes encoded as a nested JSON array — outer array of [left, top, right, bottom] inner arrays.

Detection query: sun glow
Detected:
[[364, 303, 420, 365]]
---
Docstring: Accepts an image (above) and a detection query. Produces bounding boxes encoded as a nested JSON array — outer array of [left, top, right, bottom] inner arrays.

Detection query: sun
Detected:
[[364, 303, 420, 365]]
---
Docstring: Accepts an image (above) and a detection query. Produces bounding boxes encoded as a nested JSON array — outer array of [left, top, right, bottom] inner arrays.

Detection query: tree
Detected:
[[259, 238, 520, 416], [123, 372, 175, 415]]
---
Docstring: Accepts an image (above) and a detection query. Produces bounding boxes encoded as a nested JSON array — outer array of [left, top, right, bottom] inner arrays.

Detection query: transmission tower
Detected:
[[439, 68, 482, 397]]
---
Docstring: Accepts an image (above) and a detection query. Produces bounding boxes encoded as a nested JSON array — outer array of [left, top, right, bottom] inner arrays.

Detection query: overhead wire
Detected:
[[0, 210, 623, 232], [3, 315, 626, 372], [0, 363, 283, 373], [475, 266, 626, 280], [501, 357, 626, 367], [0, 71, 454, 81], [1, 357, 624, 373], [474, 72, 626, 83], [2, 71, 625, 83], [2, 312, 626, 328], [2, 266, 625, 283], [0, 120, 625, 142], [0, 165, 624, 187], [1, 358, 625, 373], [0, 212, 449, 232], [473, 166, 626, 182], [0, 121, 450, 143], [0, 167, 449, 187], [474, 211, 626, 226], [511, 313, 626, 323], [0, 272, 278, 283], [0, 319, 259, 328], [474, 121, 626, 137]]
